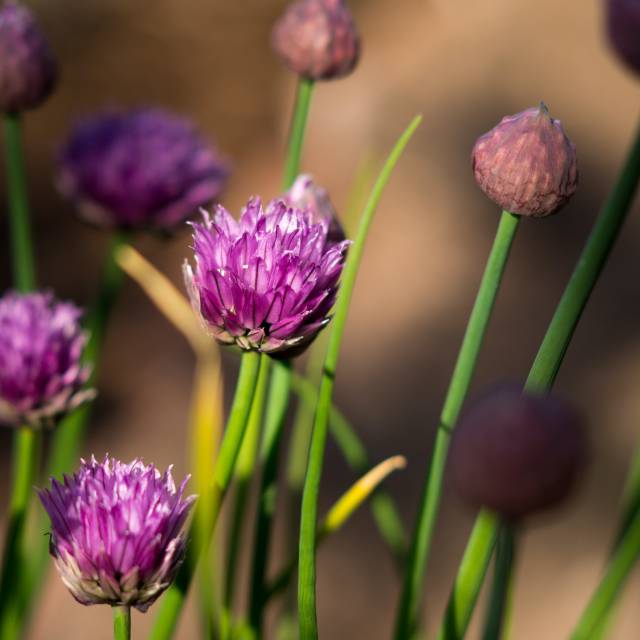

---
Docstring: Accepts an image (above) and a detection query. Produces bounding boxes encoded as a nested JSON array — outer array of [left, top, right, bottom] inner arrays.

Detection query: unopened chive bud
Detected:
[[472, 103, 578, 217]]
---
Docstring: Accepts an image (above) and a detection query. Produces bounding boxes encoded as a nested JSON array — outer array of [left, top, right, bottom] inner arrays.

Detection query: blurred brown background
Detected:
[[1, 0, 639, 638]]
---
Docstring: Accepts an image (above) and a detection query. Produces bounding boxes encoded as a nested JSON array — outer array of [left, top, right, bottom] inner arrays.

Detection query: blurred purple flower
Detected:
[[605, 0, 640, 74], [39, 456, 195, 611], [285, 174, 346, 245], [0, 291, 93, 428], [0, 2, 57, 113], [57, 109, 230, 232], [184, 197, 350, 355]]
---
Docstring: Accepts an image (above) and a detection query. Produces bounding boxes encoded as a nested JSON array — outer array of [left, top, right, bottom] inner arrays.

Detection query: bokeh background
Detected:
[[1, 0, 639, 638]]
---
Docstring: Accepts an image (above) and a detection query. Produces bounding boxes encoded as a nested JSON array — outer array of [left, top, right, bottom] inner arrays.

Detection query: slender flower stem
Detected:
[[283, 78, 314, 189], [481, 525, 517, 640], [149, 350, 261, 640], [224, 355, 270, 609], [298, 115, 422, 640], [570, 508, 640, 639], [290, 371, 407, 565], [395, 210, 520, 640], [437, 512, 500, 640], [113, 606, 131, 640], [0, 427, 41, 637], [0, 112, 39, 639], [4, 112, 36, 291], [245, 74, 315, 635], [437, 118, 640, 640], [247, 360, 293, 636]]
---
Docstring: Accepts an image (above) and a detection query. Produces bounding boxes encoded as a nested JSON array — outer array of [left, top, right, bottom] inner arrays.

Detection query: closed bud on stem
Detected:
[[0, 2, 57, 113], [472, 103, 578, 217], [605, 0, 640, 75], [272, 0, 360, 81], [450, 386, 587, 521]]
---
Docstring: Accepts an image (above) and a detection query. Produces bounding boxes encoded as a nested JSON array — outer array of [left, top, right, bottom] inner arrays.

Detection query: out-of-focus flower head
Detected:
[[472, 103, 578, 218], [605, 0, 640, 75], [0, 2, 57, 113], [285, 174, 346, 245], [57, 108, 230, 233], [272, 0, 360, 81], [450, 385, 587, 521], [39, 456, 195, 611], [0, 291, 93, 428], [184, 196, 350, 356]]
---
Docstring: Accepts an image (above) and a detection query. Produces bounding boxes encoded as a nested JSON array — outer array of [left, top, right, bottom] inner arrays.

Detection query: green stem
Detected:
[[438, 118, 640, 640], [570, 509, 640, 639], [395, 211, 520, 640], [0, 427, 41, 637], [18, 233, 127, 626], [224, 355, 270, 610], [113, 606, 131, 640], [148, 350, 261, 640], [481, 525, 516, 640], [248, 360, 293, 637], [283, 78, 314, 190], [438, 512, 500, 640], [298, 115, 422, 640], [0, 112, 39, 638], [290, 371, 407, 565], [4, 112, 35, 292]]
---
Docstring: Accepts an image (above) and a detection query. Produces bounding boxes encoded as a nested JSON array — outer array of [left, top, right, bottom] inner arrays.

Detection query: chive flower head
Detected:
[[0, 2, 57, 112], [57, 108, 229, 232], [184, 196, 350, 355], [39, 456, 195, 611], [0, 291, 92, 428]]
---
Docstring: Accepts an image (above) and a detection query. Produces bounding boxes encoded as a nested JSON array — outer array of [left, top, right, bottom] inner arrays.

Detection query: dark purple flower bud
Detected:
[[605, 0, 640, 74], [184, 197, 350, 356], [0, 2, 57, 113], [0, 291, 93, 428], [285, 174, 346, 244], [271, 0, 360, 81], [57, 109, 230, 232], [39, 456, 195, 611], [472, 103, 578, 217], [450, 386, 587, 521]]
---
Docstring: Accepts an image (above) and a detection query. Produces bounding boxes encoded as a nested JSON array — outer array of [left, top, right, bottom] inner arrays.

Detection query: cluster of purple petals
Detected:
[[57, 108, 229, 232], [39, 456, 195, 611], [184, 196, 350, 355], [0, 2, 57, 112], [0, 291, 92, 428]]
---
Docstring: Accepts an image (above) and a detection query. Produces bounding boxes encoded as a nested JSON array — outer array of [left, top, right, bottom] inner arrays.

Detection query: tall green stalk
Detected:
[[394, 210, 520, 640], [297, 115, 422, 640], [149, 350, 261, 640], [0, 112, 39, 639], [283, 78, 314, 189], [244, 76, 315, 634], [248, 360, 293, 636], [224, 355, 270, 610], [113, 606, 131, 640], [437, 119, 640, 640]]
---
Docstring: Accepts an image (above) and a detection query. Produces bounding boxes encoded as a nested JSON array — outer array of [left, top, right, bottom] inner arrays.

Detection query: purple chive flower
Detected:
[[57, 108, 230, 232], [39, 456, 195, 611], [184, 197, 350, 355], [285, 174, 346, 245], [0, 2, 57, 113], [0, 291, 93, 428]]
